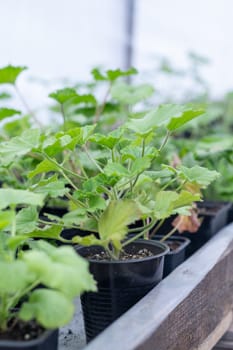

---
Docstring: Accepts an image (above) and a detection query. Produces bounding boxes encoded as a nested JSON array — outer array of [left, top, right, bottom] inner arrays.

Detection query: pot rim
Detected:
[[151, 235, 191, 254], [0, 329, 56, 348], [76, 239, 169, 264]]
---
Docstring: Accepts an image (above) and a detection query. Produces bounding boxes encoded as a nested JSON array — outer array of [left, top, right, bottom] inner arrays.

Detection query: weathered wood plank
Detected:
[[196, 311, 232, 350], [84, 224, 233, 350]]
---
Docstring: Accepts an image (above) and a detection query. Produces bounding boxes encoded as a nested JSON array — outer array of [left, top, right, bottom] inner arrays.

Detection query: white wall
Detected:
[[0, 0, 232, 110], [134, 0, 232, 98], [0, 0, 126, 114]]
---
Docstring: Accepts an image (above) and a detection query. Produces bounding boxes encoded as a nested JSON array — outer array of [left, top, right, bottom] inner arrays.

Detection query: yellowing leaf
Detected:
[[98, 200, 141, 243]]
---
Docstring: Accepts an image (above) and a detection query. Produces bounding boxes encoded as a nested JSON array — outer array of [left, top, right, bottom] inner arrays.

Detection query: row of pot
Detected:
[[45, 200, 233, 344]]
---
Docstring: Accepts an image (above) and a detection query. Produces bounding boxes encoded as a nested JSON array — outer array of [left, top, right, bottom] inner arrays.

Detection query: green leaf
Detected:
[[154, 191, 179, 219], [111, 82, 154, 104], [127, 104, 204, 135], [61, 209, 87, 226], [90, 129, 123, 149], [0, 129, 40, 165], [0, 189, 45, 209], [0, 65, 27, 85], [0, 210, 15, 229], [16, 207, 38, 234], [33, 176, 69, 198], [26, 226, 63, 240], [49, 88, 77, 104], [70, 94, 97, 106], [0, 261, 34, 293], [98, 200, 141, 243], [196, 136, 233, 157], [104, 162, 129, 177], [0, 92, 11, 100], [72, 234, 102, 246], [131, 156, 152, 175], [7, 235, 29, 250], [23, 241, 97, 297], [19, 289, 74, 328], [107, 68, 137, 81], [28, 159, 58, 178], [178, 166, 220, 187], [3, 116, 30, 137], [172, 190, 201, 209], [91, 67, 137, 81], [42, 127, 96, 156], [0, 108, 21, 121], [88, 195, 106, 212]]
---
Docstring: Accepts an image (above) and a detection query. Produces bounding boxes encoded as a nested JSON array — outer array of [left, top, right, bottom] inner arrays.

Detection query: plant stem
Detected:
[[14, 84, 43, 128], [60, 169, 79, 191], [130, 138, 146, 189], [65, 193, 87, 209], [83, 145, 104, 173], [61, 104, 66, 130], [0, 294, 8, 331], [160, 224, 179, 242], [122, 220, 156, 247], [149, 219, 165, 239], [161, 178, 177, 191], [42, 153, 85, 180], [128, 222, 153, 233], [10, 208, 16, 237], [38, 218, 98, 234], [159, 131, 170, 152]]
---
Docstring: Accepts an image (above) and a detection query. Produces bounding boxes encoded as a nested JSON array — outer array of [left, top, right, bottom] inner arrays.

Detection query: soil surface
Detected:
[[88, 248, 154, 261], [0, 319, 44, 341]]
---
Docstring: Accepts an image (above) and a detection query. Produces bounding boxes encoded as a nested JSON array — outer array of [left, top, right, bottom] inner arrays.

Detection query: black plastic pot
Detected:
[[156, 201, 231, 257], [183, 201, 232, 256], [227, 203, 233, 224], [151, 235, 190, 277], [77, 239, 169, 342], [0, 329, 58, 350]]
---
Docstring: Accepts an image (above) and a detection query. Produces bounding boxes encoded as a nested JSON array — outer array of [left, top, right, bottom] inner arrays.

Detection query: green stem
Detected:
[[161, 178, 177, 191], [42, 153, 85, 180], [83, 145, 104, 173], [38, 219, 98, 234], [65, 193, 87, 209], [7, 279, 41, 312], [122, 220, 156, 248], [10, 207, 16, 237], [160, 225, 179, 242], [149, 219, 165, 239], [0, 294, 8, 331], [130, 137, 146, 190], [60, 169, 78, 191], [61, 104, 66, 130], [159, 131, 170, 152], [105, 245, 118, 260], [128, 222, 154, 233]]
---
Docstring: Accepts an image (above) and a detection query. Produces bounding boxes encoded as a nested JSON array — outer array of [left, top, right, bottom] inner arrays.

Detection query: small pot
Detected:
[[183, 201, 232, 256], [0, 329, 58, 350], [76, 239, 169, 342], [155, 201, 231, 257], [227, 203, 233, 224], [151, 235, 190, 277]]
